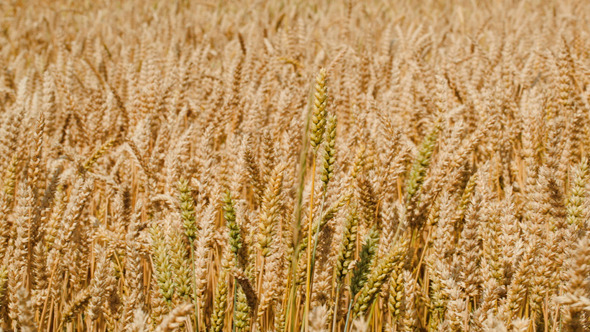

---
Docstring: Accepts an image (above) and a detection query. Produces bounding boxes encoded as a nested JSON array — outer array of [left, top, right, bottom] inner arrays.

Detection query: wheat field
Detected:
[[1, 0, 590, 331]]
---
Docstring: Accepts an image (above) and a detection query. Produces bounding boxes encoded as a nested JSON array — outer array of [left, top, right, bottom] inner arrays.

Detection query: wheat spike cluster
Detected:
[[1, 0, 590, 331]]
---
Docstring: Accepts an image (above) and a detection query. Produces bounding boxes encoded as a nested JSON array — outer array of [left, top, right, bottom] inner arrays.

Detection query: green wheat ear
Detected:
[[321, 113, 337, 191], [310, 68, 328, 149], [335, 208, 359, 283], [406, 123, 440, 203], [169, 227, 193, 299], [150, 224, 175, 303], [223, 190, 242, 256], [352, 239, 407, 318], [178, 178, 197, 241], [350, 227, 380, 297]]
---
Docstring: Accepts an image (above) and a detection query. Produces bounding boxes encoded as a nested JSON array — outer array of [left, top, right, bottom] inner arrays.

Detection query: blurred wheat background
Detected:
[[1, 0, 590, 331]]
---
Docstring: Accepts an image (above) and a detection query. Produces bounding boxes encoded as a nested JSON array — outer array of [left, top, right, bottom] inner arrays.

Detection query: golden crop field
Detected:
[[1, 0, 590, 331]]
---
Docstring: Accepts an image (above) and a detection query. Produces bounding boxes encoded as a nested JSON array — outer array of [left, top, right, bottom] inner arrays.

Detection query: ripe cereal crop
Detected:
[[1, 0, 590, 331]]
